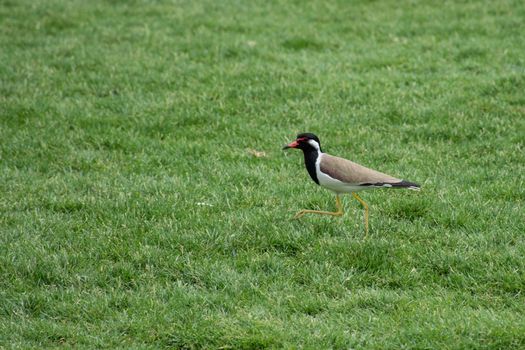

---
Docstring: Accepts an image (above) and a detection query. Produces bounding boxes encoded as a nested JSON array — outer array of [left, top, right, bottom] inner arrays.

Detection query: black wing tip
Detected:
[[396, 180, 421, 189], [360, 180, 421, 190]]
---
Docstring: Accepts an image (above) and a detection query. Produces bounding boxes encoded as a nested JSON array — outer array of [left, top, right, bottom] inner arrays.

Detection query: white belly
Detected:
[[315, 156, 368, 194], [317, 171, 367, 193]]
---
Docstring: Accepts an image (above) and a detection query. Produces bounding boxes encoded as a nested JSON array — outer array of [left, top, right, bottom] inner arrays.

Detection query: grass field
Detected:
[[1, 0, 525, 348]]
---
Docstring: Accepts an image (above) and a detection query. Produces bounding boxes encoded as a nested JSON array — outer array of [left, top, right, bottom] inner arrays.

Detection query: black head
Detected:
[[282, 132, 322, 152]]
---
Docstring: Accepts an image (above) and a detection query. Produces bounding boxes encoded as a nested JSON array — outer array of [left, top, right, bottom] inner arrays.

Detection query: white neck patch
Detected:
[[308, 139, 321, 151]]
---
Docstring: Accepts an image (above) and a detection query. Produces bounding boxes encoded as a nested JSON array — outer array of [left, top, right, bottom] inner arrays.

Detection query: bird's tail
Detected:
[[395, 180, 421, 191]]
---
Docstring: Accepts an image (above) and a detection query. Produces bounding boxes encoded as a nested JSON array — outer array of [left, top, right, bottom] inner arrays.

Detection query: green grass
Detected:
[[1, 0, 525, 348]]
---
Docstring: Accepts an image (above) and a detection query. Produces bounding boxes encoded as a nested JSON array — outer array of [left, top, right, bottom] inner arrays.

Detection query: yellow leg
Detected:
[[352, 192, 369, 235], [294, 195, 343, 219]]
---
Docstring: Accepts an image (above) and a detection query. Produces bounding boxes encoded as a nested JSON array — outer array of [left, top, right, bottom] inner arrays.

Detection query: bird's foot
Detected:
[[293, 209, 343, 219], [293, 210, 307, 219]]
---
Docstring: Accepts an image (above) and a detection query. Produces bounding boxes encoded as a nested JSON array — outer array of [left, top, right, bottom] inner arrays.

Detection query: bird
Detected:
[[282, 132, 420, 235]]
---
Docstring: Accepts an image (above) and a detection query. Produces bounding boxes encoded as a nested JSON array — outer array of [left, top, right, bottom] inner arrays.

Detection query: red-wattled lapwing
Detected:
[[283, 133, 420, 235]]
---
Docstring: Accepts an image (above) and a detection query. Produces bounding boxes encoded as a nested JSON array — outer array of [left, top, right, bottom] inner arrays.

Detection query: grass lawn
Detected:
[[1, 0, 525, 348]]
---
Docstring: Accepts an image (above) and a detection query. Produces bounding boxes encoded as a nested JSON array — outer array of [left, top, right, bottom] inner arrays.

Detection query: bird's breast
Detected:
[[303, 149, 319, 185]]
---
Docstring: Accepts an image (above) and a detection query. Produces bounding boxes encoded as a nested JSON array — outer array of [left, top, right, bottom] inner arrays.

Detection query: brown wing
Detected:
[[320, 153, 401, 185]]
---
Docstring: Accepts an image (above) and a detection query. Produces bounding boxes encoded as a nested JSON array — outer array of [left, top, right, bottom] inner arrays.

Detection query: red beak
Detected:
[[283, 140, 299, 150]]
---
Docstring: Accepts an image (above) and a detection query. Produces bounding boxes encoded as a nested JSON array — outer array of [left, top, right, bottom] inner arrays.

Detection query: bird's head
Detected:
[[283, 133, 322, 152]]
